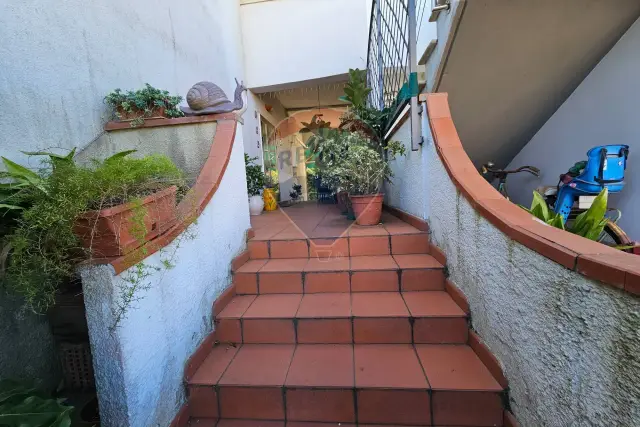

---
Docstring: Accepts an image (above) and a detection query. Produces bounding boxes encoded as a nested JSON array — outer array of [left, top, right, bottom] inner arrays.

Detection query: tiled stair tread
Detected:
[[189, 343, 502, 392], [217, 292, 465, 320], [236, 255, 443, 273]]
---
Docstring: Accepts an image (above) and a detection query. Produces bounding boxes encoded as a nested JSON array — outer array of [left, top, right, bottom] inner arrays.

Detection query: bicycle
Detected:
[[481, 160, 633, 251]]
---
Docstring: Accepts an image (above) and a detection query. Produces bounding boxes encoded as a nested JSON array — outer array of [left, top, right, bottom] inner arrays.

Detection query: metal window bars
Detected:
[[366, 0, 424, 150]]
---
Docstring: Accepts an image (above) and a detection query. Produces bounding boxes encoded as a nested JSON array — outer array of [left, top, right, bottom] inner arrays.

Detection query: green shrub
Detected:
[[245, 154, 264, 197], [2, 151, 185, 313], [105, 83, 184, 127]]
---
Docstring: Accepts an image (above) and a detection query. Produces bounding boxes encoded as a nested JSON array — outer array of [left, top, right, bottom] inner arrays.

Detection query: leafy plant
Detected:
[[339, 68, 371, 109], [3, 151, 185, 313], [522, 191, 565, 230], [522, 188, 610, 241], [105, 83, 184, 127], [264, 170, 278, 189], [245, 154, 264, 197], [300, 115, 332, 134], [570, 188, 609, 240], [0, 380, 73, 427]]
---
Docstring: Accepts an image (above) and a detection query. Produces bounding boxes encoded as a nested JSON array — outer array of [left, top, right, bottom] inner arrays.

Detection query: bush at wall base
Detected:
[[0, 150, 185, 314]]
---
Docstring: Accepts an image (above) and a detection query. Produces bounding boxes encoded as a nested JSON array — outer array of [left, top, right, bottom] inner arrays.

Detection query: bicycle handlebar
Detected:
[[482, 163, 540, 178]]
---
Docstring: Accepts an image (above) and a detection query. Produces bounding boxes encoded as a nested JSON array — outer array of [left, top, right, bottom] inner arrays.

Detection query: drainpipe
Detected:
[[408, 0, 422, 151]]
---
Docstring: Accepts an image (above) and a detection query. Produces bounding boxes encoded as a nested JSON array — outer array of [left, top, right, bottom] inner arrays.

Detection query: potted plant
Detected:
[[245, 154, 265, 215], [1, 150, 185, 313], [105, 83, 185, 127], [263, 170, 279, 211]]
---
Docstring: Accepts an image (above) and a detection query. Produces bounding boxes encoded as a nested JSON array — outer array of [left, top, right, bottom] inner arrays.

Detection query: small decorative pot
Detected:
[[73, 186, 178, 258], [263, 188, 278, 211], [249, 195, 265, 216], [350, 193, 384, 226]]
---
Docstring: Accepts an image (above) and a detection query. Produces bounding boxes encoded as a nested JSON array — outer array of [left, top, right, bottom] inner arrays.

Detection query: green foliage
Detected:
[[571, 188, 609, 240], [244, 154, 264, 197], [105, 83, 184, 127], [314, 132, 392, 196], [339, 68, 371, 109], [522, 189, 610, 241], [522, 191, 565, 230], [299, 115, 332, 133], [0, 380, 72, 427], [3, 151, 185, 313]]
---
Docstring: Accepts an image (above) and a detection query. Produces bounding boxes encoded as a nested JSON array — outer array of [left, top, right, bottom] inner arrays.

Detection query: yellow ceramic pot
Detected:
[[263, 188, 277, 211]]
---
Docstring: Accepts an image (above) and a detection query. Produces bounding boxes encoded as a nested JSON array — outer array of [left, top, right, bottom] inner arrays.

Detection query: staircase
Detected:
[[184, 205, 506, 426]]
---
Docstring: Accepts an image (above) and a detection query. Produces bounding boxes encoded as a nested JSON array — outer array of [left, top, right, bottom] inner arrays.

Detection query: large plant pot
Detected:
[[73, 186, 178, 258], [249, 195, 265, 216], [263, 188, 278, 211], [351, 193, 384, 226]]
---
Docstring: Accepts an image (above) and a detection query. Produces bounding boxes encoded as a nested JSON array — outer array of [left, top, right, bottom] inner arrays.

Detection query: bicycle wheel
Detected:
[[598, 220, 633, 252]]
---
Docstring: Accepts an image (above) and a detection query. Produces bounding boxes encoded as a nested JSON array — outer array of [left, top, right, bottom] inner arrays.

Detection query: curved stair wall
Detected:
[[423, 93, 640, 427], [79, 115, 251, 427]]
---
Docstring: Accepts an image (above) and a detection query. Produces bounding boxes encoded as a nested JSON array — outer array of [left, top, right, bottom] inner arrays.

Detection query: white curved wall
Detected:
[[80, 124, 251, 427]]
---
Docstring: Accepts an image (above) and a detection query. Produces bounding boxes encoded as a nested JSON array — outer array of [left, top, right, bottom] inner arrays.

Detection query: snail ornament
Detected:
[[181, 78, 247, 119]]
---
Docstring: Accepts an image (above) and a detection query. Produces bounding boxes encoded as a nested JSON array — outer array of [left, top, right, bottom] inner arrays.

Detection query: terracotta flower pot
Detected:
[[73, 186, 178, 258], [116, 106, 166, 122], [350, 193, 384, 226]]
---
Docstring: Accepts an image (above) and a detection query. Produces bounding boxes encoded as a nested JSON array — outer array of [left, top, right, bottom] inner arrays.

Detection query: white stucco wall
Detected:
[[506, 18, 640, 241], [425, 122, 640, 427], [0, 0, 245, 168], [384, 112, 430, 219], [0, 0, 247, 392], [80, 124, 251, 427], [241, 0, 369, 89]]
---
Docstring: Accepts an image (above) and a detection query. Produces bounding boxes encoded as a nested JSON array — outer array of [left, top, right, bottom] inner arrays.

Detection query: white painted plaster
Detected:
[[385, 114, 430, 220], [240, 0, 368, 89], [0, 0, 245, 168], [425, 121, 640, 427], [80, 124, 251, 427], [507, 18, 640, 241]]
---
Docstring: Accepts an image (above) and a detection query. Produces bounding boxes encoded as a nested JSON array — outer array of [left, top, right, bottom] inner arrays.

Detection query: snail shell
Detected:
[[186, 81, 228, 110]]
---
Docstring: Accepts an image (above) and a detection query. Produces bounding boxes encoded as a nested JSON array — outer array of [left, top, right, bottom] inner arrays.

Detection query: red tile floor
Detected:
[[185, 203, 507, 426]]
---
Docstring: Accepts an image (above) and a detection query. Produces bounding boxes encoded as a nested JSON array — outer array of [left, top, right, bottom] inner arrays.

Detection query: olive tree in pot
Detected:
[[245, 154, 265, 216]]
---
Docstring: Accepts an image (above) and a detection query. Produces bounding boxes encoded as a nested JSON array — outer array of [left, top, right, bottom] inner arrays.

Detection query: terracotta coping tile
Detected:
[[213, 286, 237, 317], [425, 92, 639, 297], [445, 280, 470, 314], [468, 331, 509, 389], [504, 410, 521, 427], [231, 250, 250, 272]]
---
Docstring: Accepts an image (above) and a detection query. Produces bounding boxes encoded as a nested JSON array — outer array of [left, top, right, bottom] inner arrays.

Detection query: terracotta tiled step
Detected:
[[187, 343, 504, 426], [214, 292, 467, 345], [248, 231, 430, 259], [233, 255, 444, 295]]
